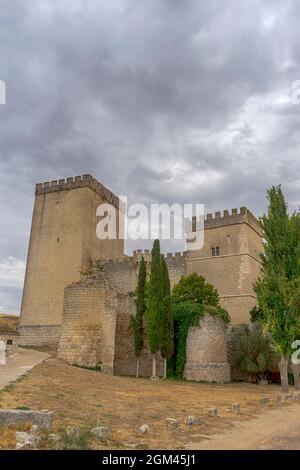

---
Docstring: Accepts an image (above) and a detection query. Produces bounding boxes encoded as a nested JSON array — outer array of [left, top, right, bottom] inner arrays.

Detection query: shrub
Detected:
[[230, 322, 276, 383]]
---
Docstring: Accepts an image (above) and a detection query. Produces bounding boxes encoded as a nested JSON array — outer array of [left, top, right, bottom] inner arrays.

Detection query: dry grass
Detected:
[[0, 319, 17, 334], [0, 357, 291, 450]]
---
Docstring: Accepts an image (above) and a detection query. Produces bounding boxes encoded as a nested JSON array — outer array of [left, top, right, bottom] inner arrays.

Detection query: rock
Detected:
[[91, 426, 111, 440], [0, 409, 53, 429], [139, 424, 149, 434], [66, 426, 81, 440], [16, 431, 40, 450], [231, 404, 240, 414], [260, 397, 269, 404], [184, 416, 202, 425], [165, 418, 179, 429], [30, 424, 40, 434], [207, 408, 217, 417]]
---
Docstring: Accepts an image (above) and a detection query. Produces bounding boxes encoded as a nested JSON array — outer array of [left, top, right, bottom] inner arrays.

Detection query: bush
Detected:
[[171, 273, 219, 306], [230, 322, 276, 383]]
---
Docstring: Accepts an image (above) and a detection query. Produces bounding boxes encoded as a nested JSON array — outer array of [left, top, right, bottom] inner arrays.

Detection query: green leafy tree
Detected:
[[249, 305, 265, 323], [146, 240, 164, 378], [130, 256, 147, 378], [230, 323, 276, 383], [254, 186, 300, 392], [172, 273, 219, 306], [160, 256, 174, 379]]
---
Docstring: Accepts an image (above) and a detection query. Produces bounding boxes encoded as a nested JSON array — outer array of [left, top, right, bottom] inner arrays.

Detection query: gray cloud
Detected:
[[0, 0, 300, 312]]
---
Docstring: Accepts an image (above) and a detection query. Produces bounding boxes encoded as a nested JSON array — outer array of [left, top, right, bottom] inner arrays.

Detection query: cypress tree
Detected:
[[147, 239, 164, 378], [131, 256, 146, 377], [161, 255, 174, 379]]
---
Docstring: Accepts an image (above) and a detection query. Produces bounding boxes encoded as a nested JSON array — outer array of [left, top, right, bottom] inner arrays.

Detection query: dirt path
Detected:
[[1, 356, 299, 449], [187, 402, 300, 450], [0, 348, 50, 390]]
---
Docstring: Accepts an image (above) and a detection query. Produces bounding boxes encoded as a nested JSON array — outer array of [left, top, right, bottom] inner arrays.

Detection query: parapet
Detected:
[[35, 174, 120, 209], [203, 207, 261, 234]]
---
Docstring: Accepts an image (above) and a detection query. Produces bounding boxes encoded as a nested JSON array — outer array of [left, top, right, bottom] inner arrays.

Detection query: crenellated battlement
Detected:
[[35, 174, 120, 209], [202, 207, 261, 234]]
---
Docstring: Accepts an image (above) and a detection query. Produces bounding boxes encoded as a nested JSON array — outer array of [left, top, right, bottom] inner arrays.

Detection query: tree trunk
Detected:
[[136, 357, 140, 378], [279, 353, 289, 393], [292, 363, 300, 390], [151, 354, 156, 379], [163, 357, 167, 380]]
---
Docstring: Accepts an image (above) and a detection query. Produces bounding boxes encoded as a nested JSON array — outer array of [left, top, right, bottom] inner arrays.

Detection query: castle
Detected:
[[19, 174, 262, 378]]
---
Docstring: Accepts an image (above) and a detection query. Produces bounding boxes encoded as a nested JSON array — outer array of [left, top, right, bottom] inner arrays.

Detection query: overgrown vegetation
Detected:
[[230, 322, 276, 383], [169, 273, 229, 377]]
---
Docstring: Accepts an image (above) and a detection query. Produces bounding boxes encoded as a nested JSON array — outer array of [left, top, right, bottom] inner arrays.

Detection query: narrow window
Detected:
[[7, 339, 13, 345], [216, 246, 220, 256], [212, 247, 216, 257]]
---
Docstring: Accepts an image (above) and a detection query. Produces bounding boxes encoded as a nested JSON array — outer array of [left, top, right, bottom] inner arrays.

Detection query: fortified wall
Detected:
[[57, 251, 187, 375]]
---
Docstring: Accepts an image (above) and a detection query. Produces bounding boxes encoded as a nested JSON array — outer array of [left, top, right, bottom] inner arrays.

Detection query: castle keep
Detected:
[[19, 174, 262, 378]]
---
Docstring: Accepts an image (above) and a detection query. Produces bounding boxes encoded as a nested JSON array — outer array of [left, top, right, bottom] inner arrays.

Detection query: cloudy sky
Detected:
[[0, 0, 300, 314]]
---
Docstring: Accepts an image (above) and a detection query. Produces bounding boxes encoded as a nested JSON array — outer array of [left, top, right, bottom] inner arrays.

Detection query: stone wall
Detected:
[[18, 325, 61, 348], [0, 332, 19, 356], [57, 274, 163, 376], [57, 277, 118, 373], [184, 313, 230, 383], [113, 293, 163, 377]]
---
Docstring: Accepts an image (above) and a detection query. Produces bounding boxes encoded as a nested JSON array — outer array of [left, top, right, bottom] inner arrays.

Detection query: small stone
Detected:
[[139, 424, 149, 434], [185, 416, 201, 425], [278, 394, 285, 402], [166, 418, 179, 429], [91, 426, 111, 440], [16, 431, 40, 450], [286, 394, 293, 400], [207, 408, 217, 417], [30, 424, 40, 434], [260, 397, 269, 404], [231, 404, 240, 414]]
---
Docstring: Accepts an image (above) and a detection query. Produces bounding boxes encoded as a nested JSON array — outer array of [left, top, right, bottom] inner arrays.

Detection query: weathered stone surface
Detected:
[[184, 416, 202, 425], [184, 314, 231, 383], [139, 424, 149, 434], [16, 431, 41, 450], [207, 407, 218, 417], [91, 426, 111, 440], [166, 418, 179, 429], [0, 409, 53, 428], [231, 403, 240, 413]]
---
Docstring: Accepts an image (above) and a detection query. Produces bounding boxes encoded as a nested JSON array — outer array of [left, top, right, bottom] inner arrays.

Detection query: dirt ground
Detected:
[[0, 356, 298, 450]]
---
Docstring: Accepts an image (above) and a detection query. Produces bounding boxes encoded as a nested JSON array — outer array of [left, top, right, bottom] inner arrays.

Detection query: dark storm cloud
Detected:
[[0, 0, 300, 312]]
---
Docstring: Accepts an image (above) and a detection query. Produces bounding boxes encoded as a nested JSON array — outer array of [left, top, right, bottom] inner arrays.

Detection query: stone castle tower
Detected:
[[19, 175, 124, 347], [19, 174, 262, 352], [187, 208, 262, 324]]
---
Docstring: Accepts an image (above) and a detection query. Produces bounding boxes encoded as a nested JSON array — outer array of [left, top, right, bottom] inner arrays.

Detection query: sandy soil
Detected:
[[0, 356, 298, 450]]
